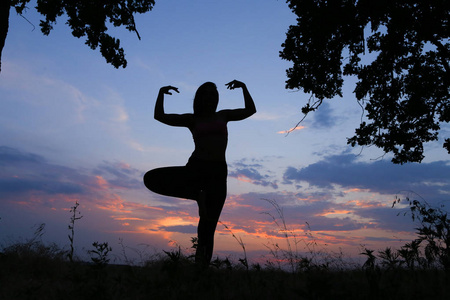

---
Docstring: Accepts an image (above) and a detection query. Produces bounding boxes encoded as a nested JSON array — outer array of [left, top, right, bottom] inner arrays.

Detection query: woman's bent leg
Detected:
[[143, 166, 199, 200]]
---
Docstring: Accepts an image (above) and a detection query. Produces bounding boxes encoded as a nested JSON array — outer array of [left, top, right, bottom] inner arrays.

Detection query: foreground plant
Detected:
[[1, 223, 66, 261], [88, 242, 112, 268], [68, 201, 83, 263], [394, 195, 450, 272], [220, 222, 248, 271]]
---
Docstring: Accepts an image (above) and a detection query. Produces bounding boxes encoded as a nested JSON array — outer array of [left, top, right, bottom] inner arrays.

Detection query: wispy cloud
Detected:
[[277, 125, 305, 134], [311, 102, 338, 129], [229, 159, 278, 189], [0, 61, 144, 156]]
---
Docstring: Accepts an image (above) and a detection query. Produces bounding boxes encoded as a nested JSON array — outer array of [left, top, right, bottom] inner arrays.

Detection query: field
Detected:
[[1, 198, 449, 299], [1, 237, 449, 300]]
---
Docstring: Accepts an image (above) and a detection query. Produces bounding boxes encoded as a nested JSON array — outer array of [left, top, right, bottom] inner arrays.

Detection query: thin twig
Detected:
[[18, 13, 35, 31]]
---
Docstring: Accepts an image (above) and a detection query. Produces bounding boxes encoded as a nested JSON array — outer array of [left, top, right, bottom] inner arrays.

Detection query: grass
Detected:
[[1, 196, 450, 299], [0, 242, 449, 300]]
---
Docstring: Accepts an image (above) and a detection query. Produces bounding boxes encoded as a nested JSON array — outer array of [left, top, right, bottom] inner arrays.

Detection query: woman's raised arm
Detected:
[[154, 86, 193, 127], [222, 80, 257, 121]]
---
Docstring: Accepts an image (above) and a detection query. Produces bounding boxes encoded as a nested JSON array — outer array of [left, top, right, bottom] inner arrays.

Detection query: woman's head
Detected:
[[193, 82, 219, 116]]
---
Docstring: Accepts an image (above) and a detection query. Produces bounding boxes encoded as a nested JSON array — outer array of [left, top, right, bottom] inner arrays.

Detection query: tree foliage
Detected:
[[281, 0, 450, 164], [1, 0, 155, 71]]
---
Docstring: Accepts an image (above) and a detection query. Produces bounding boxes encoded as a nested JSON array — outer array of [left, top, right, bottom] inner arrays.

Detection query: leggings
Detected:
[[143, 157, 227, 265]]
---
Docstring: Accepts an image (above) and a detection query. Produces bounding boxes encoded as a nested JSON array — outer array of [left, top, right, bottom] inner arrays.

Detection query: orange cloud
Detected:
[[122, 201, 164, 212], [158, 216, 195, 227], [347, 200, 385, 208], [235, 175, 252, 183], [277, 125, 305, 134], [118, 162, 131, 169], [95, 194, 132, 213], [316, 210, 353, 217], [112, 217, 145, 221], [93, 175, 109, 189], [343, 188, 366, 193], [226, 195, 255, 209]]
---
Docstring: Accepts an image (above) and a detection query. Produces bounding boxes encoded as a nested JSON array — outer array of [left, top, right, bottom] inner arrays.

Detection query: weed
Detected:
[[397, 239, 422, 270], [378, 247, 402, 270], [163, 246, 182, 263], [394, 195, 450, 272], [220, 221, 248, 271], [261, 198, 300, 272], [88, 242, 112, 268], [213, 256, 234, 270], [118, 237, 130, 265], [68, 201, 83, 263], [1, 223, 66, 262], [117, 239, 158, 266], [261, 198, 349, 274], [361, 248, 377, 271], [190, 236, 198, 250]]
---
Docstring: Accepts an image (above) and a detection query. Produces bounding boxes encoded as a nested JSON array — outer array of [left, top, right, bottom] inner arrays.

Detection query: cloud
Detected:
[[219, 182, 419, 249], [157, 225, 197, 234], [0, 61, 144, 158], [0, 177, 83, 195], [93, 161, 143, 189], [283, 153, 450, 200], [277, 125, 305, 135], [0, 146, 45, 164], [0, 146, 204, 254], [0, 146, 146, 205], [312, 102, 338, 128], [0, 146, 438, 258], [0, 146, 90, 197], [229, 159, 278, 189]]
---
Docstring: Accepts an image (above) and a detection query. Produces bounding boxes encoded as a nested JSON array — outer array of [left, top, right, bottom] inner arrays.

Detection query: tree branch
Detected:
[[0, 0, 11, 73]]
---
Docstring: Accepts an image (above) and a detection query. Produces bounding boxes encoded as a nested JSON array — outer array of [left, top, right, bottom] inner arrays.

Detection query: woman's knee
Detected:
[[143, 169, 160, 192]]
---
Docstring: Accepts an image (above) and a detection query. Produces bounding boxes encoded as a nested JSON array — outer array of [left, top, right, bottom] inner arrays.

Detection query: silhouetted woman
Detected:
[[144, 80, 256, 266]]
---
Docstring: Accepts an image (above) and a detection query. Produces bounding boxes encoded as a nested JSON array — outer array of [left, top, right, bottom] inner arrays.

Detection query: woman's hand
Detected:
[[221, 80, 256, 121], [225, 80, 246, 90], [160, 86, 179, 95]]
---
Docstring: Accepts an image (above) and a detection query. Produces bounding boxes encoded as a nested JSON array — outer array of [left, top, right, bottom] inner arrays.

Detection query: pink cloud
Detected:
[[277, 125, 305, 134]]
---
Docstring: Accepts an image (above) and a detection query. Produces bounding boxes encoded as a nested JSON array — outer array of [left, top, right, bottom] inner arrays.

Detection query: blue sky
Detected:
[[1, 0, 449, 264]]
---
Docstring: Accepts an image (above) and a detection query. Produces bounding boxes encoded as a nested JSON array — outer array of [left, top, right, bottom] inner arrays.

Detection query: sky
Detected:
[[1, 0, 449, 265]]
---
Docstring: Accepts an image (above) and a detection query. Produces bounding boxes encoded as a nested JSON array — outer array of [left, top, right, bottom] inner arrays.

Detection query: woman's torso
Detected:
[[189, 113, 228, 162]]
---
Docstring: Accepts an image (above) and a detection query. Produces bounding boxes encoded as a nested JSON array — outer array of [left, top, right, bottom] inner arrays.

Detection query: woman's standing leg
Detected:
[[195, 164, 227, 266]]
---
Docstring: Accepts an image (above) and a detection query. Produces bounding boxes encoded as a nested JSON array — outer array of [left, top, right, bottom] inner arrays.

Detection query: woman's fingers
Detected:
[[225, 80, 244, 90], [169, 86, 180, 94], [162, 86, 180, 95]]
